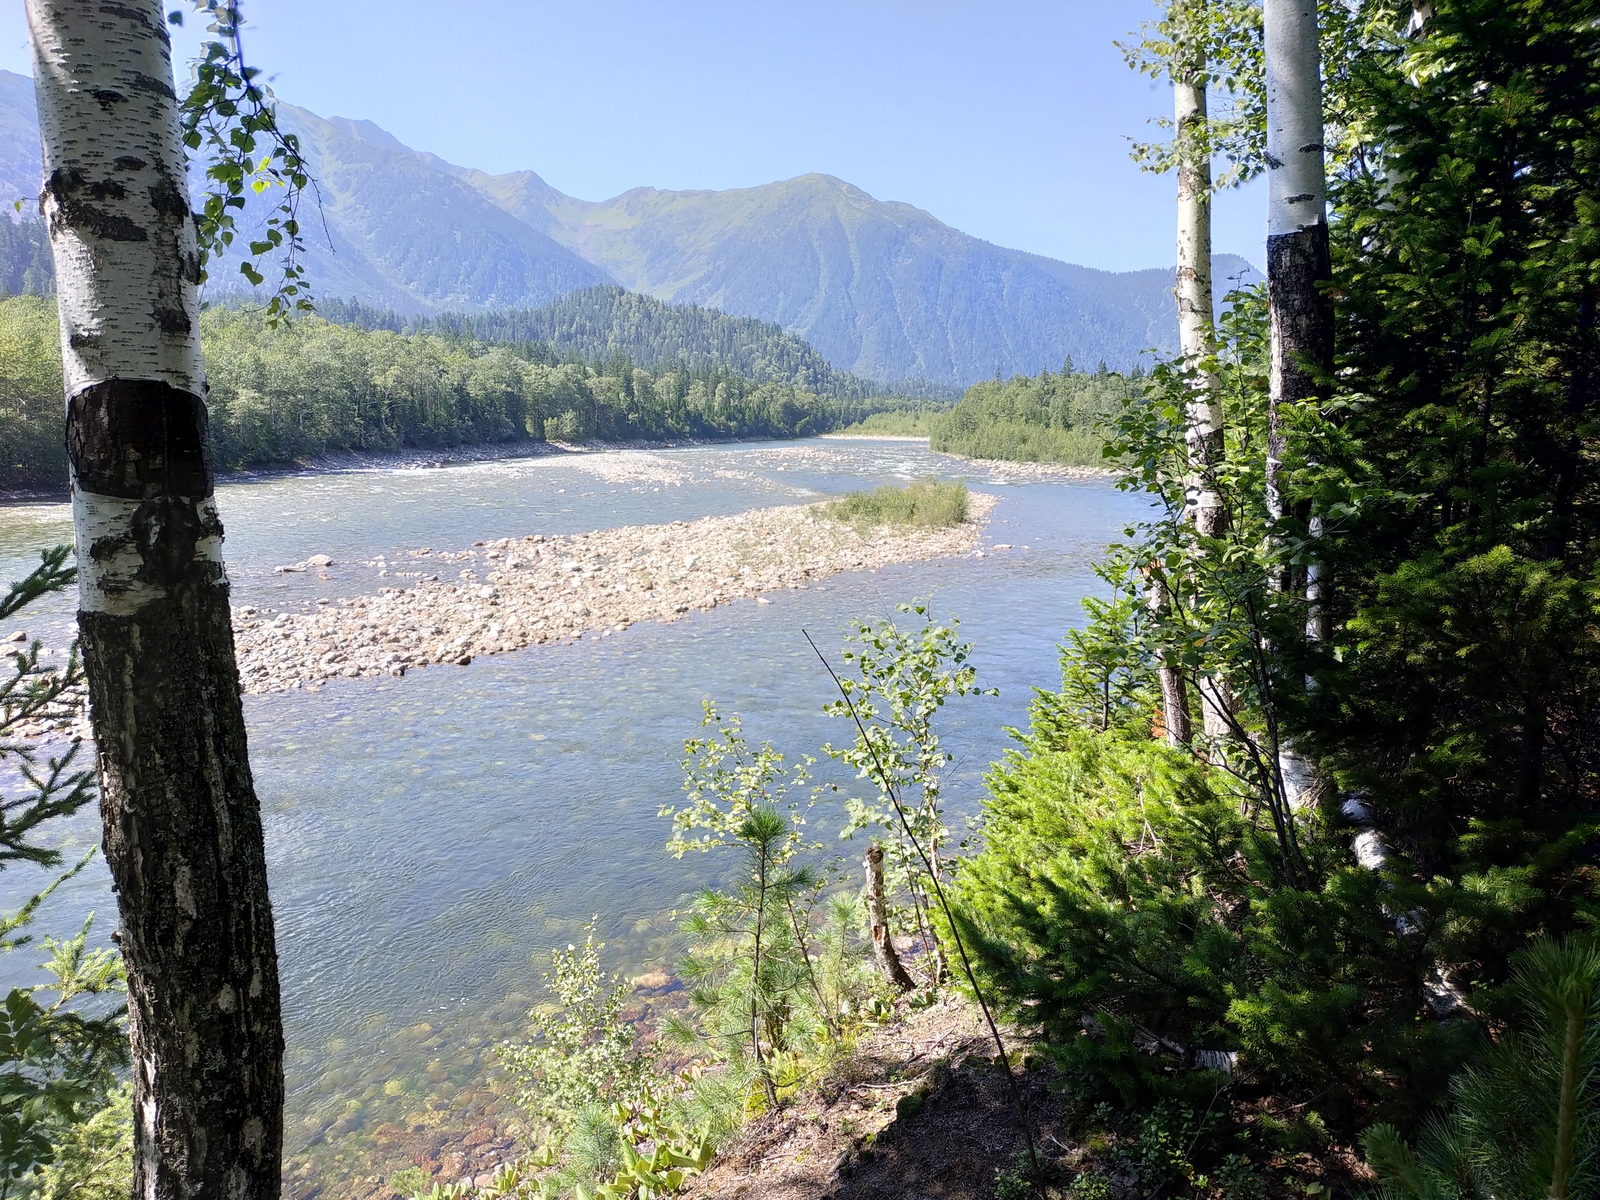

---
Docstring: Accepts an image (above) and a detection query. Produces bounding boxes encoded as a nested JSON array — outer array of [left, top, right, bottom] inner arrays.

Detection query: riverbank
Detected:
[[231, 495, 997, 695], [681, 995, 1060, 1200], [0, 436, 768, 504]]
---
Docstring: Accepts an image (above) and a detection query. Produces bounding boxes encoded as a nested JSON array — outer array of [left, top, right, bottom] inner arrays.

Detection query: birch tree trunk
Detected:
[[1149, 570, 1192, 748], [1263, 0, 1333, 527], [1172, 3, 1234, 750], [26, 4, 285, 1197], [1174, 13, 1225, 542], [1263, 0, 1332, 808]]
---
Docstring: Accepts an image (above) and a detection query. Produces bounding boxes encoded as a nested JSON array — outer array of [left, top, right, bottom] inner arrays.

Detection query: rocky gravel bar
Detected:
[[231, 495, 997, 694]]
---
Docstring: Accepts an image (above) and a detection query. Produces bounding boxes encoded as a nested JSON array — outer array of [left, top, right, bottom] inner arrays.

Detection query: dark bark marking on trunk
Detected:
[[44, 168, 148, 242], [1266, 221, 1334, 407], [67, 379, 212, 500], [1266, 219, 1333, 533], [148, 177, 189, 219], [129, 70, 178, 100], [97, 1, 163, 31]]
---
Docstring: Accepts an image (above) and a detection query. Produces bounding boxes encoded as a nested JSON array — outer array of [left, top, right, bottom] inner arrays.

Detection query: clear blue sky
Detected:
[[0, 1, 1264, 274]]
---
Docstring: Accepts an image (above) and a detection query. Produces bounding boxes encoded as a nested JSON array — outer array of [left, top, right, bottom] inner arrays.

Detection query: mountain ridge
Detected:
[[0, 70, 1255, 386]]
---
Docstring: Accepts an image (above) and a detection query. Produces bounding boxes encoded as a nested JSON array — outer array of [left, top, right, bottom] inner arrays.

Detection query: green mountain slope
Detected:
[[261, 106, 615, 312]]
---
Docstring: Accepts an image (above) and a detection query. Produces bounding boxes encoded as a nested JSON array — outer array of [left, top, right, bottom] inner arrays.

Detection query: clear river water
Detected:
[[0, 438, 1145, 1186]]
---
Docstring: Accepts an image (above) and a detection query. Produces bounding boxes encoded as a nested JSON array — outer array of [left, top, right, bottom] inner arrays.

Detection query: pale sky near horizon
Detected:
[[0, 1, 1266, 275]]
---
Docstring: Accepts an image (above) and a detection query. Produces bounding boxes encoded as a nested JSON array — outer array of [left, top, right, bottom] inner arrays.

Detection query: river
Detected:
[[0, 437, 1145, 1191]]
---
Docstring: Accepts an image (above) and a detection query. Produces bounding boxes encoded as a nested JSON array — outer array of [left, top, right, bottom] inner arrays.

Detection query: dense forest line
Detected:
[[928, 359, 1138, 465], [0, 218, 52, 299], [0, 220, 959, 402], [316, 288, 958, 402], [0, 297, 927, 491], [841, 361, 1143, 466]]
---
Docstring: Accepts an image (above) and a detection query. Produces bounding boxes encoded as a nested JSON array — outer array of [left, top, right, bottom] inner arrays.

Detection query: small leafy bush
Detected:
[[1066, 1172, 1113, 1200], [497, 922, 651, 1144], [0, 549, 130, 1193]]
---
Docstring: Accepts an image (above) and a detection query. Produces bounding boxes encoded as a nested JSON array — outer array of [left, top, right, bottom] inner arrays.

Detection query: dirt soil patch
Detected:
[[683, 996, 1067, 1200]]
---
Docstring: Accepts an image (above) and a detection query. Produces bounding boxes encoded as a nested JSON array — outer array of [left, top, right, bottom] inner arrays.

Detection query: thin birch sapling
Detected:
[[823, 604, 995, 984]]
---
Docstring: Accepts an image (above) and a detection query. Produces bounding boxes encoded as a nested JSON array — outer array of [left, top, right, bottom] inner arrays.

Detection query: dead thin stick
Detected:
[[803, 629, 1041, 1178]]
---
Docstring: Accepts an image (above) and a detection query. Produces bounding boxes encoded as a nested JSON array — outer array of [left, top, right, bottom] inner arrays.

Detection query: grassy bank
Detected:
[[836, 410, 941, 437]]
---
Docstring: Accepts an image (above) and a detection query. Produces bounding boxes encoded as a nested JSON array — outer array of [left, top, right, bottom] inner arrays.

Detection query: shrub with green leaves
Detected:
[[823, 604, 995, 982], [660, 704, 878, 1114], [497, 922, 651, 1145], [928, 362, 1136, 467]]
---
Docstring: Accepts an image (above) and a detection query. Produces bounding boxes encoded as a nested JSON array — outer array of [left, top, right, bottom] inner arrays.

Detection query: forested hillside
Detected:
[[0, 297, 911, 491], [928, 361, 1138, 465], [315, 287, 952, 401], [464, 168, 1252, 385], [0, 219, 51, 297]]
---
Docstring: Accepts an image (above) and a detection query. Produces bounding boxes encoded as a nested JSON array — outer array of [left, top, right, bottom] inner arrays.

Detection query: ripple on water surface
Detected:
[[0, 439, 1146, 1179]]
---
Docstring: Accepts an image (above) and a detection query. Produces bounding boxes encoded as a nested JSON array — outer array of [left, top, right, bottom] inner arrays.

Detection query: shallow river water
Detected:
[[0, 438, 1144, 1187]]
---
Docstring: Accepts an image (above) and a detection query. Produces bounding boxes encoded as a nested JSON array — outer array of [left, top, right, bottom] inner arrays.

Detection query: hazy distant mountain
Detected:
[[0, 71, 1255, 386], [0, 72, 39, 213], [466, 169, 1252, 387]]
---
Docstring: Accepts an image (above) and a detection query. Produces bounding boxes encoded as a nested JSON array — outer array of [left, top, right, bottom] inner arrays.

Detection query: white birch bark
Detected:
[[1263, 0, 1330, 530], [1172, 6, 1234, 750], [1263, 0, 1331, 809], [1175, 52, 1224, 540], [26, 3, 284, 1197]]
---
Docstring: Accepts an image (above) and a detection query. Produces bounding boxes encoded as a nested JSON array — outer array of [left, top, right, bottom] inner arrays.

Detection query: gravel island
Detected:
[[231, 495, 998, 694]]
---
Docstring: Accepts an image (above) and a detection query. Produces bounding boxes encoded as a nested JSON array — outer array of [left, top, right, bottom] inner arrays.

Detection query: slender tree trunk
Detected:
[[1172, 5, 1235, 752], [1148, 569, 1192, 747], [1264, 0, 1331, 808], [1174, 15, 1225, 542], [1263, 0, 1333, 529], [750, 851, 777, 1109], [26, 4, 285, 1197], [864, 845, 914, 993]]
